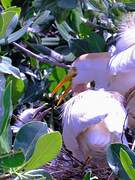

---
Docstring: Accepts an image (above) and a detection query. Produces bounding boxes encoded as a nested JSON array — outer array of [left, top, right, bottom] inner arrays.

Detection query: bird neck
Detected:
[[72, 83, 90, 95]]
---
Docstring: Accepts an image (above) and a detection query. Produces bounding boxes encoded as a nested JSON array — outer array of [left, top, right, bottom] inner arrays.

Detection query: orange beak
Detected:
[[51, 67, 77, 105]]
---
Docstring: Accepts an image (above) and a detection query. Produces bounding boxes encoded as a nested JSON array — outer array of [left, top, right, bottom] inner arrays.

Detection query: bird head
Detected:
[[15, 104, 46, 127], [51, 52, 110, 105]]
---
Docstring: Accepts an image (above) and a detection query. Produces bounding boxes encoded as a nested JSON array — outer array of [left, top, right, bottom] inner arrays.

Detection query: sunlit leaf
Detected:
[[120, 148, 135, 179], [5, 6, 21, 16], [107, 143, 135, 179], [24, 131, 62, 170], [1, 0, 11, 9], [0, 11, 18, 38]]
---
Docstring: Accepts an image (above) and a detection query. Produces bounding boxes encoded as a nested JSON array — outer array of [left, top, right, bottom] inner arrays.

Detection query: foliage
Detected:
[[107, 143, 135, 180], [0, 0, 135, 179], [0, 82, 62, 179]]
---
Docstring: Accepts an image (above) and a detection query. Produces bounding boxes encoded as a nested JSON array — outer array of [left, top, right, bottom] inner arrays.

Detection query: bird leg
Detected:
[[76, 131, 93, 162]]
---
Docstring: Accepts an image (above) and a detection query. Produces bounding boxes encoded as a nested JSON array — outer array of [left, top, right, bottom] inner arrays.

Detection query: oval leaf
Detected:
[[13, 121, 48, 160], [120, 148, 135, 179], [0, 11, 18, 38], [24, 131, 62, 170], [107, 143, 135, 179], [1, 0, 11, 9]]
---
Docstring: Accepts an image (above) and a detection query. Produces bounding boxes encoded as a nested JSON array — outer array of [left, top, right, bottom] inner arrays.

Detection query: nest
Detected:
[[43, 128, 135, 180], [43, 147, 116, 180]]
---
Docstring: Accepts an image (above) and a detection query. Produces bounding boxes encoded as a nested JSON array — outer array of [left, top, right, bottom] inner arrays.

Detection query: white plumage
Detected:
[[62, 89, 128, 162], [51, 12, 135, 163], [71, 13, 135, 96]]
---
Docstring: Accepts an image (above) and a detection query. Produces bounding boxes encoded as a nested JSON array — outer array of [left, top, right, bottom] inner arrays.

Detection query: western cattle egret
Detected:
[[52, 12, 135, 129], [12, 105, 51, 133], [52, 12, 135, 96], [51, 12, 135, 163], [62, 89, 128, 163]]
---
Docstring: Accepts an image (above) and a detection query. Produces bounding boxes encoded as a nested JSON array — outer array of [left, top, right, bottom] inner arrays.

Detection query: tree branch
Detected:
[[12, 42, 71, 69]]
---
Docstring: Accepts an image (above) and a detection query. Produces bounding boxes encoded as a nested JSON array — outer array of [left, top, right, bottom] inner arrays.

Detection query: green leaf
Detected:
[[24, 131, 62, 170], [120, 148, 135, 180], [7, 76, 25, 107], [42, 37, 61, 46], [82, 0, 100, 12], [0, 150, 25, 168], [83, 172, 91, 180], [0, 127, 12, 154], [33, 0, 70, 22], [5, 6, 21, 16], [0, 79, 12, 154], [1, 0, 11, 9], [32, 10, 54, 33], [48, 66, 69, 93], [125, 3, 135, 11], [107, 143, 135, 179], [84, 0, 108, 12], [83, 171, 98, 180], [0, 82, 12, 135], [0, 56, 21, 78], [33, 0, 57, 11], [79, 22, 93, 38], [0, 22, 32, 45], [13, 122, 48, 161], [69, 8, 84, 33], [57, 0, 78, 9], [69, 32, 106, 56], [56, 21, 75, 41], [0, 11, 18, 38]]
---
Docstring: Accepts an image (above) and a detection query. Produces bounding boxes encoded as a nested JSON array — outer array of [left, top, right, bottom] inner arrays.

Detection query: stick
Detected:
[[12, 42, 71, 69]]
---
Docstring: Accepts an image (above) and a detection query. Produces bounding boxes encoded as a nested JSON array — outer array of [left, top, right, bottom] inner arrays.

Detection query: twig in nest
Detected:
[[61, 148, 85, 166]]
